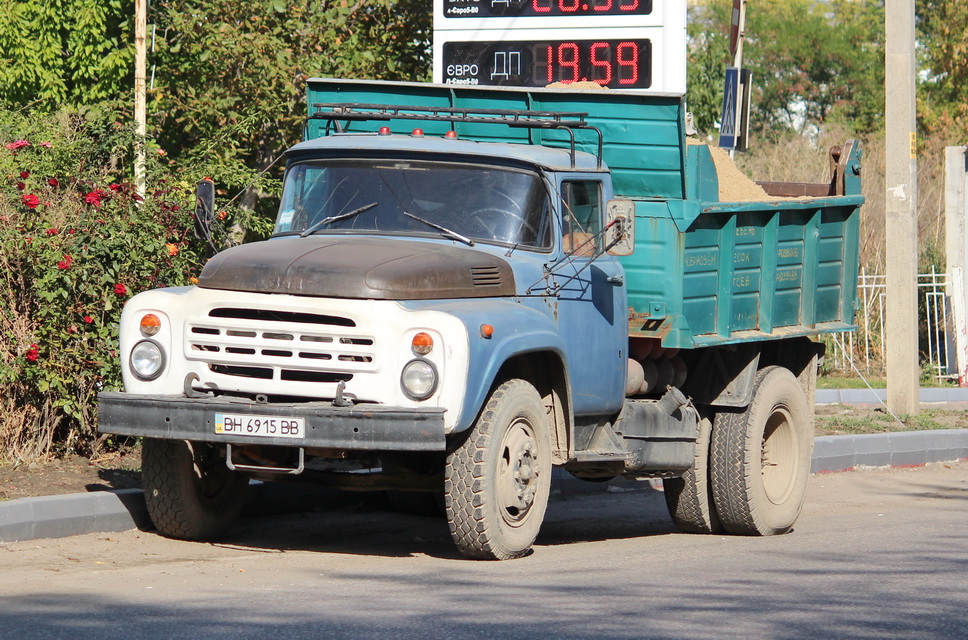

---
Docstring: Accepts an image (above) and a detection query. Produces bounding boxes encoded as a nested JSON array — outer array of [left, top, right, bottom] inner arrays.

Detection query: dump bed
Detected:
[[305, 79, 862, 349]]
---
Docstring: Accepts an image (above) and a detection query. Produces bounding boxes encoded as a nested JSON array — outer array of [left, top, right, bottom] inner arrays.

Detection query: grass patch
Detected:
[[816, 406, 968, 436], [818, 375, 886, 389]]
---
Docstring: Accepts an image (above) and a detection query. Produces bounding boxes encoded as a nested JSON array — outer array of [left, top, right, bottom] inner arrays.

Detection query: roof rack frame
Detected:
[[310, 102, 604, 169]]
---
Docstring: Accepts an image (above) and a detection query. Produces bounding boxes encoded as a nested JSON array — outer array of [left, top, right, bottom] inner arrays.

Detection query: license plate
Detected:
[[214, 413, 304, 439]]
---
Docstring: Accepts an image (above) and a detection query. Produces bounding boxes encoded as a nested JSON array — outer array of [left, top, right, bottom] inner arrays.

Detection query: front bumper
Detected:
[[97, 391, 447, 451]]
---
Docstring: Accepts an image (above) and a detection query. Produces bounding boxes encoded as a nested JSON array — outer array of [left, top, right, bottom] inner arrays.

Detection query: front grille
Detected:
[[471, 266, 503, 287], [187, 307, 375, 385]]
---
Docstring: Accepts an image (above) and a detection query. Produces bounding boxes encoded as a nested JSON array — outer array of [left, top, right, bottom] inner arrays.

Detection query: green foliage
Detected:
[[688, 0, 885, 136], [0, 0, 134, 106], [685, 4, 729, 135], [150, 0, 431, 174], [0, 106, 258, 458], [918, 0, 968, 141]]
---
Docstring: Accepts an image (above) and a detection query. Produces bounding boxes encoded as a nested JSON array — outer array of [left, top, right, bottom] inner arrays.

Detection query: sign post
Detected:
[[720, 0, 748, 154]]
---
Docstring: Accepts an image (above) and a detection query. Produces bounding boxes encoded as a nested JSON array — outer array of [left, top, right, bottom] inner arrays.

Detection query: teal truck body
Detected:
[[99, 79, 862, 559]]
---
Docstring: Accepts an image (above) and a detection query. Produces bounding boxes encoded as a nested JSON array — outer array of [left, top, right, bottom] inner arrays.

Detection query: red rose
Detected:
[[5, 139, 30, 151], [108, 183, 120, 192], [25, 344, 39, 362], [19, 170, 29, 179], [45, 227, 58, 235], [84, 190, 104, 207], [21, 194, 39, 209], [83, 315, 93, 324], [48, 178, 58, 187], [113, 283, 127, 296], [16, 182, 25, 191], [57, 255, 73, 270]]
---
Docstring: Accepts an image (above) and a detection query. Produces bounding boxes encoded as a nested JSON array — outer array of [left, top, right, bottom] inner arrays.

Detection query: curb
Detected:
[[3, 429, 968, 544], [816, 387, 968, 405], [811, 428, 968, 473]]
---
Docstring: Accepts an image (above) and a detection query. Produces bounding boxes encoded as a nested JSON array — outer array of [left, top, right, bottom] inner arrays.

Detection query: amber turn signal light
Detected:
[[140, 313, 161, 337], [411, 332, 433, 355]]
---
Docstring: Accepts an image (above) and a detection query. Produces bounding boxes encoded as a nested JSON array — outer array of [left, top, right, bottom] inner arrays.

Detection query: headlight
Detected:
[[130, 339, 166, 381], [400, 358, 438, 400]]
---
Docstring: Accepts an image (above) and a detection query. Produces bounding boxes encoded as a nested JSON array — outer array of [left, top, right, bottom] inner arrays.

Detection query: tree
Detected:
[[148, 0, 432, 192], [918, 0, 968, 141], [687, 0, 885, 137], [0, 0, 134, 106]]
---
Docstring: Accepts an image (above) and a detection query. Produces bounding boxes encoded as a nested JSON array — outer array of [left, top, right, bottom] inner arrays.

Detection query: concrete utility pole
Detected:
[[134, 0, 147, 198], [884, 0, 919, 415], [945, 146, 968, 385]]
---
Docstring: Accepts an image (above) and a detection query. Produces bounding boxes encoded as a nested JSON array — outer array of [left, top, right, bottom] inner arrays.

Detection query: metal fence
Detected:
[[827, 267, 952, 381]]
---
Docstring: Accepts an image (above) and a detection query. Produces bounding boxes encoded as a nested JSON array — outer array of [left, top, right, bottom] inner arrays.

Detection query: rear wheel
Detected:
[[710, 366, 813, 535], [663, 416, 722, 533], [142, 438, 248, 541], [445, 379, 552, 560]]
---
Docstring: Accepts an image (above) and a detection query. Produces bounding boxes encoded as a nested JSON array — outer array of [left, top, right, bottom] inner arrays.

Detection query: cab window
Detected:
[[561, 180, 603, 256]]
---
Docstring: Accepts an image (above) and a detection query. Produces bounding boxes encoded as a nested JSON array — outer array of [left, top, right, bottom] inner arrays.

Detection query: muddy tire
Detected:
[[710, 366, 813, 536], [445, 379, 552, 560], [142, 438, 248, 541], [663, 416, 723, 534]]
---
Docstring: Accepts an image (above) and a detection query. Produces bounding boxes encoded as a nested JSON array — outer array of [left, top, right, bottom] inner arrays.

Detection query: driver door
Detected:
[[552, 178, 628, 417]]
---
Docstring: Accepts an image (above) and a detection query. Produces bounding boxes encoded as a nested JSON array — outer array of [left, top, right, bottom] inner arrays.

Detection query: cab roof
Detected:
[[286, 132, 606, 173]]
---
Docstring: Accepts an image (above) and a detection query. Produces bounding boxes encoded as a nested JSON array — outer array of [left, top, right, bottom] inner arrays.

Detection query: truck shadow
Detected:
[[205, 484, 678, 560]]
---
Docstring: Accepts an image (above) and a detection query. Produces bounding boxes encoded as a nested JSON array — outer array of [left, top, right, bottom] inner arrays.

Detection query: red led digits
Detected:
[[590, 42, 612, 85], [531, 0, 640, 14], [558, 43, 580, 83], [541, 41, 644, 87], [617, 42, 639, 85]]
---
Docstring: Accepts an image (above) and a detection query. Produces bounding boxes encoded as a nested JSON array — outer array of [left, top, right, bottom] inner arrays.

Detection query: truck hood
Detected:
[[197, 236, 516, 299]]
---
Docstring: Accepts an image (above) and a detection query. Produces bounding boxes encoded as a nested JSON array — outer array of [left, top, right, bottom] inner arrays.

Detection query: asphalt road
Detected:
[[1, 462, 966, 640]]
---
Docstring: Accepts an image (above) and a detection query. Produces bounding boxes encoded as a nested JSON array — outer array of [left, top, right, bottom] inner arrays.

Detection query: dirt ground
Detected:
[[2, 404, 966, 502], [0, 450, 141, 502]]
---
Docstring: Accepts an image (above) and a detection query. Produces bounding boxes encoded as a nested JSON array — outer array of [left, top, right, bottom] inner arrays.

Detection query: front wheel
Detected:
[[142, 438, 248, 541], [710, 366, 813, 536], [445, 379, 552, 560]]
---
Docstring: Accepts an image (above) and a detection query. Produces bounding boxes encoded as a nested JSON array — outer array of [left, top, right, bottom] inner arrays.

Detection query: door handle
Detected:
[[606, 275, 625, 286]]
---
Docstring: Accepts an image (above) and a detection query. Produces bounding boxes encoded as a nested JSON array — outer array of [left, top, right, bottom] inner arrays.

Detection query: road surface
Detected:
[[1, 462, 966, 639]]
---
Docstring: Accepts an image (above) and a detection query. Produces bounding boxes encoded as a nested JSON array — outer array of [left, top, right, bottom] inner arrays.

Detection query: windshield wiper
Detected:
[[300, 202, 378, 238], [404, 211, 475, 246]]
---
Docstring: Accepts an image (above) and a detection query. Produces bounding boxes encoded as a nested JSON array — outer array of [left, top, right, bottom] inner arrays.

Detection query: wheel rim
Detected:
[[761, 405, 799, 505], [496, 416, 543, 528]]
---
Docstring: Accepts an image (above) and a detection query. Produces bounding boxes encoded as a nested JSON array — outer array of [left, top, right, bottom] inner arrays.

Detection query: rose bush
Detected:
[[0, 107, 269, 459]]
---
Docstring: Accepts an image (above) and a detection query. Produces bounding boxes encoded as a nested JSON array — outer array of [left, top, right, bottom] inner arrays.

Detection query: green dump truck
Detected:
[[99, 79, 862, 559]]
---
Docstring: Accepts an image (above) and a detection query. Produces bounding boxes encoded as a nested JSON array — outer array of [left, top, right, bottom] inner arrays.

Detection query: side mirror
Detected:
[[193, 178, 215, 242], [605, 199, 635, 256]]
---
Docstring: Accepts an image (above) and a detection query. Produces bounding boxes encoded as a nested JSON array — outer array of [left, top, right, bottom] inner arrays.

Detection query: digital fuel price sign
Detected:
[[442, 38, 652, 89], [441, 0, 654, 19], [432, 0, 686, 94]]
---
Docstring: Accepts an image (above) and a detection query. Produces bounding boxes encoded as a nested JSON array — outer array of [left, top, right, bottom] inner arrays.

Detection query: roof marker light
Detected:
[[445, 130, 458, 139], [411, 128, 424, 137], [378, 126, 391, 135]]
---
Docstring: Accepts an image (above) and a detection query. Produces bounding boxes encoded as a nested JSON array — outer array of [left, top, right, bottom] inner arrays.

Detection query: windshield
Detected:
[[274, 159, 552, 249]]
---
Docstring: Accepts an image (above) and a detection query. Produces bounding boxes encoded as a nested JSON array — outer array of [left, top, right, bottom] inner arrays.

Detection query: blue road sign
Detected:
[[719, 66, 739, 150]]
